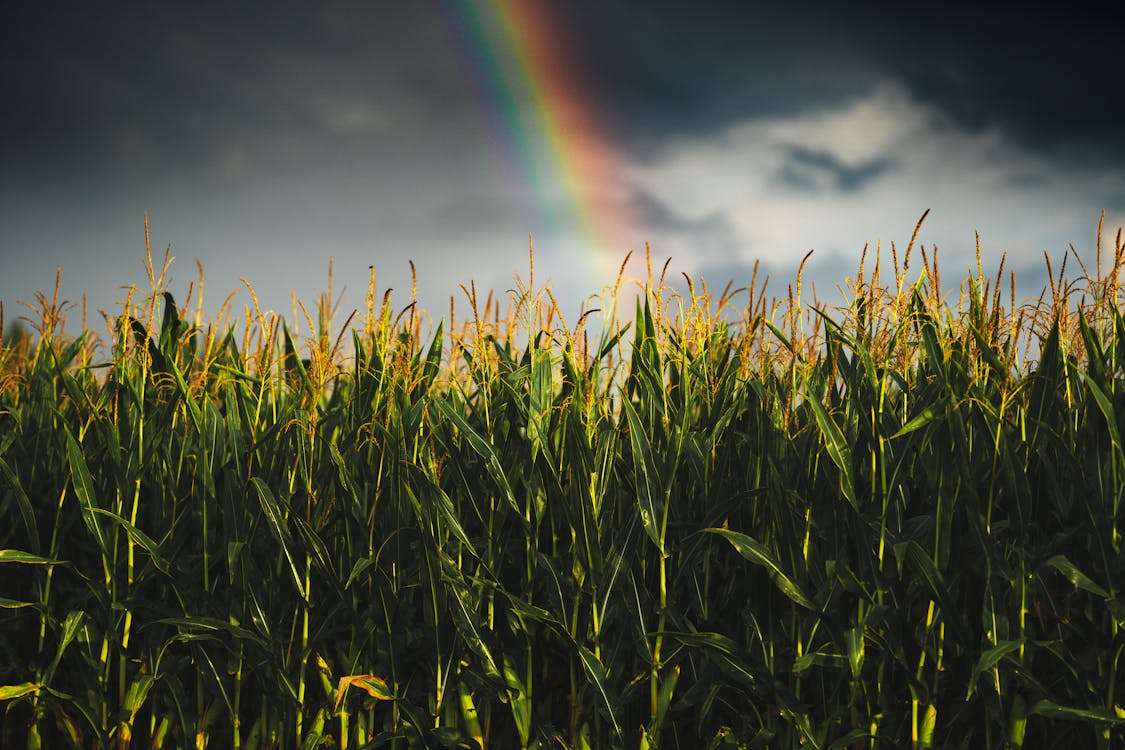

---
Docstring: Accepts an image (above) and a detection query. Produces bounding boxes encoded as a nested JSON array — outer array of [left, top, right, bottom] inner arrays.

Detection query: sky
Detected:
[[3, 1, 1124, 341]]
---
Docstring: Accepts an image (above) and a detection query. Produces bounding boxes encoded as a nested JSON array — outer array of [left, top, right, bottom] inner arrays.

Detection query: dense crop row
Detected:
[[2, 220, 1125, 748]]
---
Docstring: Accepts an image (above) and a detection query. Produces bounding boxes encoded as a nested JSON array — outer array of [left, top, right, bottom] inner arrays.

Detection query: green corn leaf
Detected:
[[0, 683, 41, 701], [764, 319, 794, 353], [123, 673, 156, 722], [919, 703, 937, 749], [897, 540, 970, 644], [793, 649, 847, 675], [805, 395, 857, 509], [166, 354, 202, 434], [0, 598, 35, 609], [714, 653, 760, 688], [967, 320, 1008, 380], [44, 610, 87, 685], [418, 482, 476, 556], [575, 643, 622, 739], [1077, 309, 1110, 386], [656, 630, 738, 654], [158, 292, 184, 354], [528, 345, 552, 460], [845, 625, 865, 679], [249, 477, 305, 599], [1028, 700, 1125, 724], [328, 437, 360, 504], [0, 457, 39, 551], [654, 664, 680, 731], [493, 582, 565, 636], [891, 403, 945, 439], [157, 615, 267, 646], [596, 323, 630, 363], [1027, 318, 1063, 428], [919, 320, 948, 386], [195, 645, 234, 718], [621, 396, 662, 552], [1047, 554, 1110, 598], [421, 318, 444, 388], [226, 540, 246, 581], [967, 639, 1024, 699], [704, 528, 816, 611], [446, 580, 501, 682], [65, 431, 107, 556], [503, 656, 533, 747], [458, 682, 484, 749], [1008, 693, 1029, 747], [430, 395, 520, 519], [0, 549, 64, 566], [827, 729, 875, 750], [344, 557, 375, 590], [281, 320, 314, 396], [292, 516, 337, 584], [1085, 376, 1123, 460], [91, 508, 169, 573]]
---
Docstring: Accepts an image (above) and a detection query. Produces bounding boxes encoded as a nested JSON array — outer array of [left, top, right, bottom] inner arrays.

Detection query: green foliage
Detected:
[[3, 229, 1125, 748]]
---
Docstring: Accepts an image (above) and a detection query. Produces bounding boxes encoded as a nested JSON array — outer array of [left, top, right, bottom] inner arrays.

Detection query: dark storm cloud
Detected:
[[1, 3, 457, 184], [5, 1, 1121, 183], [0, 1, 528, 322], [3, 0, 1123, 330], [773, 147, 895, 193], [556, 3, 882, 154], [867, 3, 1124, 159], [556, 2, 1125, 162]]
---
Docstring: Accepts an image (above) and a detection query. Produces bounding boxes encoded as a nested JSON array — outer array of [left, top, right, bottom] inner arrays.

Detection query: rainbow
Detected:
[[432, 1, 639, 285]]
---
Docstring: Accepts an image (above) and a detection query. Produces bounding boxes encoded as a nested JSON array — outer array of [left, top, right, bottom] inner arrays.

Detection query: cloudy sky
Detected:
[[3, 1, 1123, 338]]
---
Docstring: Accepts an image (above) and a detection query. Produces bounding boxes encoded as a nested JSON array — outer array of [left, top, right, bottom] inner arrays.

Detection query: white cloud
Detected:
[[626, 82, 1125, 302]]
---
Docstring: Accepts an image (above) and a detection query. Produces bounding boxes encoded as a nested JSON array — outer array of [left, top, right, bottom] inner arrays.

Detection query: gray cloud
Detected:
[[558, 2, 1125, 163], [2, 1, 1124, 335], [773, 147, 896, 194], [1, 4, 459, 185], [632, 190, 741, 263], [629, 83, 1125, 307]]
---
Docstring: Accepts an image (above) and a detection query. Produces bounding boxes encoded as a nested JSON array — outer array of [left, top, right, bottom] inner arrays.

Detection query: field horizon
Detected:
[[4, 211, 1123, 379]]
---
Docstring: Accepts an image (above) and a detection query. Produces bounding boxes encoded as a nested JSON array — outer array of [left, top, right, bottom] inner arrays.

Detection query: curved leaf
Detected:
[[704, 528, 816, 611]]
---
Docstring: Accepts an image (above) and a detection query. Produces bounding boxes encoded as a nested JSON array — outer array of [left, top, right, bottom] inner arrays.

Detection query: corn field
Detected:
[[2, 216, 1125, 748]]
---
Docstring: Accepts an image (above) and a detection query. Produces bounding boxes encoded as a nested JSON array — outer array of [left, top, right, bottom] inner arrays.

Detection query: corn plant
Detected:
[[2, 215, 1125, 748]]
